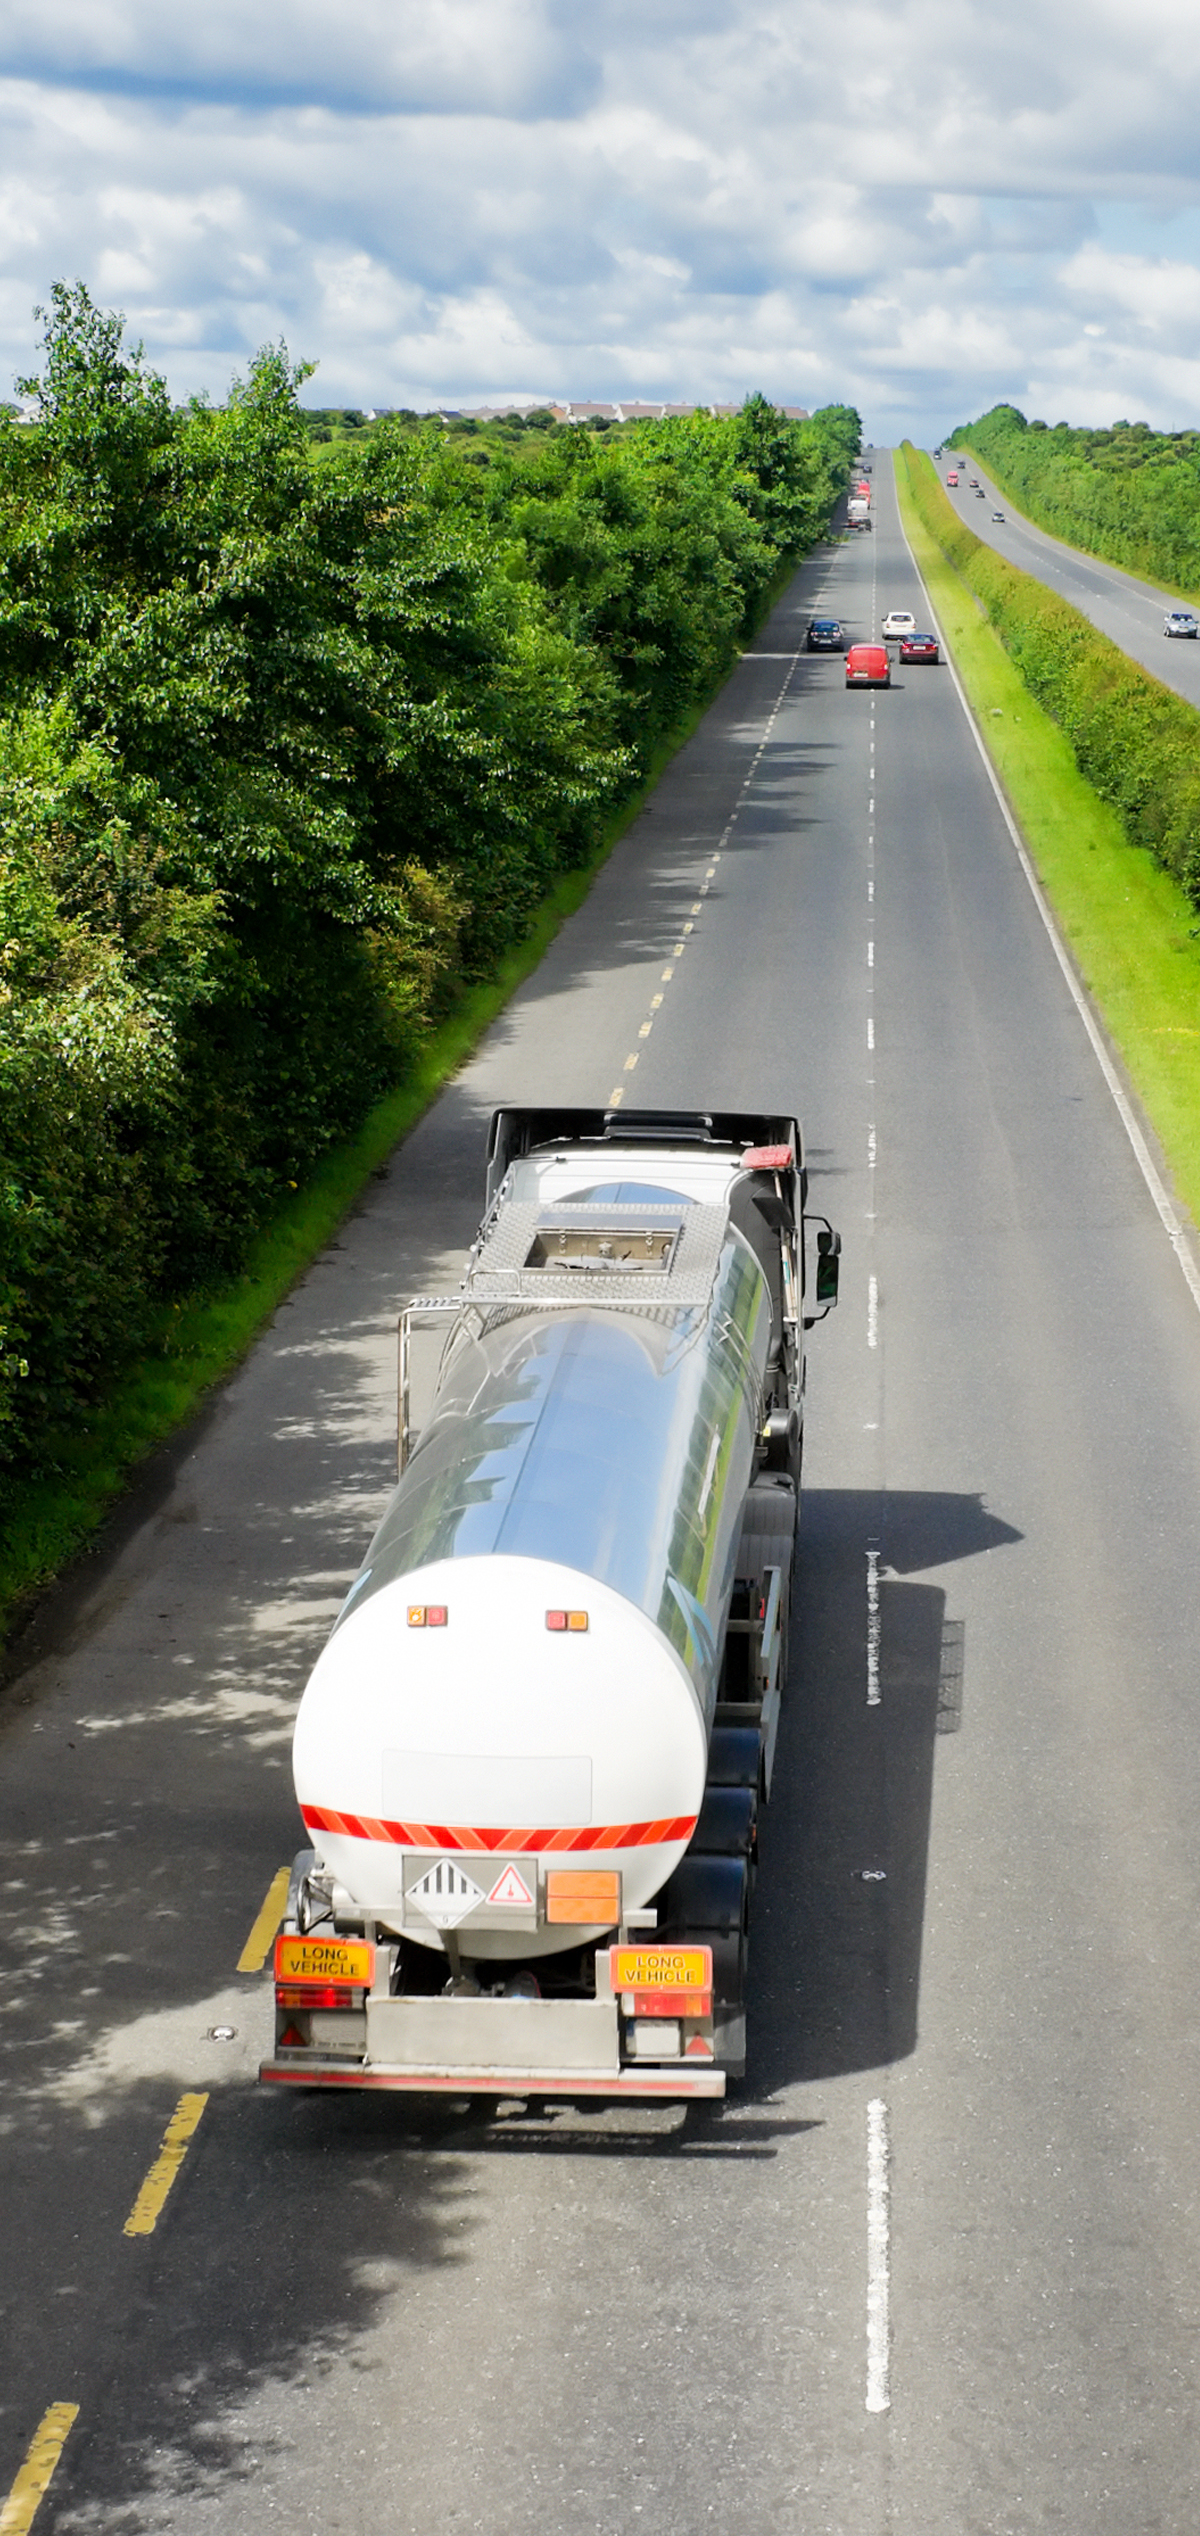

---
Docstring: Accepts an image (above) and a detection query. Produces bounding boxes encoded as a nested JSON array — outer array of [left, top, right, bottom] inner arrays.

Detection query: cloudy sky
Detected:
[[2, 0, 1199, 439]]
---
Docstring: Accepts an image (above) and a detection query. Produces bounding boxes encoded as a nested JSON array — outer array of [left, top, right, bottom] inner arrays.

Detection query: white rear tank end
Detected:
[[293, 1554, 708, 1957]]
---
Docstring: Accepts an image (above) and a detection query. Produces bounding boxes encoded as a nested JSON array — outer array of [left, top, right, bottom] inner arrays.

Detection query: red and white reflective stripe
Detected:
[[300, 1804, 696, 1854]]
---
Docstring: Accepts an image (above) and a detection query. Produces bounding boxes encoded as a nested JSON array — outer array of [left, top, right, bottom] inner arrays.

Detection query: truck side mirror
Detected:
[[802, 1216, 841, 1323], [816, 1226, 841, 1306]]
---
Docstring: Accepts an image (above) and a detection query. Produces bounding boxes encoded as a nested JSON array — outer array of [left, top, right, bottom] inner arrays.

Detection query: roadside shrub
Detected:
[[898, 444, 1200, 903]]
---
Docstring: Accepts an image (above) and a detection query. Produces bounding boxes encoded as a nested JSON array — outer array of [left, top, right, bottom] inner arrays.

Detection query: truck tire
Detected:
[[706, 1725, 762, 1786], [693, 1783, 758, 1871]]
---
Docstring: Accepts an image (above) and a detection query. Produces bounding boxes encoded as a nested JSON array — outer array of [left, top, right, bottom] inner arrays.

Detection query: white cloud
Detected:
[[1061, 242, 1200, 334], [0, 2, 1199, 435]]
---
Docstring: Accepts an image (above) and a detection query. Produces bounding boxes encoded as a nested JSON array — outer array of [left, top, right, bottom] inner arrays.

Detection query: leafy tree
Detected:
[[0, 295, 846, 1494]]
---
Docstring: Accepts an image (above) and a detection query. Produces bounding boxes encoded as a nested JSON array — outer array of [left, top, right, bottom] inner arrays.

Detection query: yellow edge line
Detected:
[[0, 2404, 79, 2536], [123, 2093, 209, 2239], [237, 1866, 291, 1973]]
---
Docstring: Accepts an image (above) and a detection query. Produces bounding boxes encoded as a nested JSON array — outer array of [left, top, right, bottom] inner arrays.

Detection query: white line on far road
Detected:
[[866, 1547, 881, 1706], [866, 2098, 891, 2413], [868, 1273, 878, 1349]]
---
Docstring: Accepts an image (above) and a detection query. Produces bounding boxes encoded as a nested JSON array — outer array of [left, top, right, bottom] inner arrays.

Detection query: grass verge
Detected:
[[0, 541, 828, 1649], [894, 444, 1200, 1225]]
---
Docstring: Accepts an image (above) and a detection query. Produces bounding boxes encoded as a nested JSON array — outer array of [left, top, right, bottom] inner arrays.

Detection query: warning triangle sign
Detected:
[[486, 1864, 535, 1908]]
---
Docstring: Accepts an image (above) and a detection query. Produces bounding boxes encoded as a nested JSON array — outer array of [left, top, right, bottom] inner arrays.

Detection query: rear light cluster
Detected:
[[274, 1937, 374, 2021], [546, 1608, 588, 1632], [276, 1983, 363, 2011]]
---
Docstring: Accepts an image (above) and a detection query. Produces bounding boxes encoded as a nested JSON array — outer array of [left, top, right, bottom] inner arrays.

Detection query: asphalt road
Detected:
[[938, 450, 1200, 703], [5, 455, 1200, 2533]]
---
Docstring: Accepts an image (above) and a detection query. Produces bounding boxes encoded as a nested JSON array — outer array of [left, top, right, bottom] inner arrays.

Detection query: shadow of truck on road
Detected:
[[748, 1486, 1022, 2092]]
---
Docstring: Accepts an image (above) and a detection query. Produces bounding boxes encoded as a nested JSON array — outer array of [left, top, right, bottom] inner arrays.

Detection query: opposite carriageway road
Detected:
[[939, 445, 1200, 705], [5, 461, 1200, 2532]]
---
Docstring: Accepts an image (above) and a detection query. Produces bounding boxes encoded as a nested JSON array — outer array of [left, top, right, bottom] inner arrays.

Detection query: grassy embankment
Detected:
[[0, 542, 812, 1651], [894, 443, 1200, 1221]]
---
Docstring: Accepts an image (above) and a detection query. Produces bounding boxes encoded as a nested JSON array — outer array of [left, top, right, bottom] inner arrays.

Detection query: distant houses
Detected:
[[426, 399, 810, 425]]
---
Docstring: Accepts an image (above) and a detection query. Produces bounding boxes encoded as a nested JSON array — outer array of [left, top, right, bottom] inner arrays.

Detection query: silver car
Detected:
[[1164, 610, 1199, 638]]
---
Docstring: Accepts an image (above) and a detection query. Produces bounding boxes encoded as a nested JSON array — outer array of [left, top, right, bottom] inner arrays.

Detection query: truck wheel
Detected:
[[663, 1852, 748, 1939], [763, 1407, 801, 1480]]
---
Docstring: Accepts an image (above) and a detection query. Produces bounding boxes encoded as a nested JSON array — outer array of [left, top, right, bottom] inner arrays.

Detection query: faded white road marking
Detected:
[[866, 2098, 891, 2412], [866, 1548, 881, 1706]]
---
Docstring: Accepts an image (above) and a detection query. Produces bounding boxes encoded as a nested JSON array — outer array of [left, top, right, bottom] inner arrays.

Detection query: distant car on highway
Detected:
[[1163, 609, 1200, 638], [974, 488, 986, 498], [991, 509, 1005, 522], [968, 478, 979, 489], [881, 611, 916, 639], [899, 631, 939, 663], [806, 618, 845, 650], [845, 642, 891, 688]]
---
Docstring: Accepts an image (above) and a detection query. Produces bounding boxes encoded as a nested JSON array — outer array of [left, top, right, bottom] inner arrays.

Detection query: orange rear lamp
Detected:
[[546, 1868, 621, 1925], [276, 1983, 359, 2011]]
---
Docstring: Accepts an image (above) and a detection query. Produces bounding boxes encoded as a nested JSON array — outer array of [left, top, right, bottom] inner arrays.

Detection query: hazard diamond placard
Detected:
[[405, 1859, 485, 1929], [401, 1853, 540, 1931]]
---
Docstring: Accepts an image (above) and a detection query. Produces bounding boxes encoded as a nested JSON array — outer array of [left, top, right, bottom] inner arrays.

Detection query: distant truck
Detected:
[[945, 469, 959, 487], [848, 496, 872, 531], [261, 1107, 840, 2102]]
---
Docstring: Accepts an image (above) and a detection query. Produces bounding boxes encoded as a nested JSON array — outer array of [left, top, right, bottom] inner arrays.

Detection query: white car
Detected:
[[881, 611, 916, 640], [1164, 610, 1199, 638]]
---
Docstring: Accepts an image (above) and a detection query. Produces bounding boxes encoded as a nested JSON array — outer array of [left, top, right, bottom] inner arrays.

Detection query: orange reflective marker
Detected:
[[546, 1868, 620, 1925]]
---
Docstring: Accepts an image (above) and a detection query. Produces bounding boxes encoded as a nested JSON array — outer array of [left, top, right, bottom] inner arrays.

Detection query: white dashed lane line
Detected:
[[609, 633, 806, 1098]]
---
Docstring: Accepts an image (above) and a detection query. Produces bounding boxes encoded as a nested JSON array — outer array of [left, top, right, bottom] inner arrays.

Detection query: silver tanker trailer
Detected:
[[261, 1107, 839, 2101]]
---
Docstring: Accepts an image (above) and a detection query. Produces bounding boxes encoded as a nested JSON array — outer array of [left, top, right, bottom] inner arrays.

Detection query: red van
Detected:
[[845, 643, 891, 688]]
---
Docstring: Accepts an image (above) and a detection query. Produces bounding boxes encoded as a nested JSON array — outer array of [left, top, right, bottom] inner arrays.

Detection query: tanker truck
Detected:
[[261, 1107, 840, 2101]]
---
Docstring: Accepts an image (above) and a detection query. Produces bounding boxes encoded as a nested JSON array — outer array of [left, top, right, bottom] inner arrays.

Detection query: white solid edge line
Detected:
[[866, 2096, 891, 2412], [895, 472, 1200, 1318]]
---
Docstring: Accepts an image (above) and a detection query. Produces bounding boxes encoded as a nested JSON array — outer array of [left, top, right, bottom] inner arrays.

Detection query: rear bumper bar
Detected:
[[260, 2058, 725, 2098]]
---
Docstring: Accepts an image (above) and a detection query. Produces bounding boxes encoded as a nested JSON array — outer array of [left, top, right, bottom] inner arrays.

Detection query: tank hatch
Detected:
[[524, 1216, 683, 1274], [466, 1200, 730, 1308]]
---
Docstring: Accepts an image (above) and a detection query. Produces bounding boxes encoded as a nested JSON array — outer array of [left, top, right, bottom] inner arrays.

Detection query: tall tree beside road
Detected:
[[0, 283, 857, 1497]]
